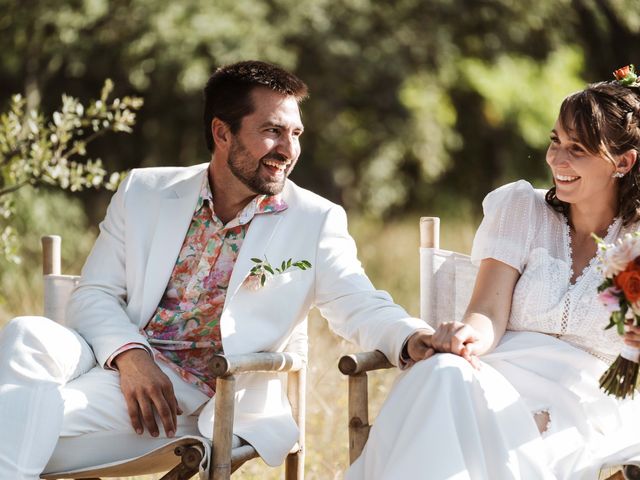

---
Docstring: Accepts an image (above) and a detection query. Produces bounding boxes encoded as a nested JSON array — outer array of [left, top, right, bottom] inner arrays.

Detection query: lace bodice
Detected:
[[471, 180, 639, 363]]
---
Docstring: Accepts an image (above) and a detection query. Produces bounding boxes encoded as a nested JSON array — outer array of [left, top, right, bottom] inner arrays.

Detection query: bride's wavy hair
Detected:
[[545, 81, 640, 225]]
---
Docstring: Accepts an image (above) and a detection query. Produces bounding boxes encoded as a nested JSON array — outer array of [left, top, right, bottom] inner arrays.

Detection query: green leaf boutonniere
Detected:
[[247, 256, 312, 289]]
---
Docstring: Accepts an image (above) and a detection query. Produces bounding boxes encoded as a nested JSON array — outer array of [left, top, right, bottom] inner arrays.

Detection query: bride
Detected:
[[346, 70, 640, 479]]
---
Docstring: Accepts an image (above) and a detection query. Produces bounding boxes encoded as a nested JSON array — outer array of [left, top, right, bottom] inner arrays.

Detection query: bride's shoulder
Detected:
[[482, 180, 546, 214]]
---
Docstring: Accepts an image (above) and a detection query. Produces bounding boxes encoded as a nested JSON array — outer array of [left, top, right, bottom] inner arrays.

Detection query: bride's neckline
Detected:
[[563, 215, 621, 287]]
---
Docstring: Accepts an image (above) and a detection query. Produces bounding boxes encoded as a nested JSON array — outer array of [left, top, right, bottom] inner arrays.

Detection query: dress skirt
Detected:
[[345, 332, 640, 480]]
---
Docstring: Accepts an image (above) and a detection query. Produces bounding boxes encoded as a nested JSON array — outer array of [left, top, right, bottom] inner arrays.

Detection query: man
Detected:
[[0, 60, 433, 478]]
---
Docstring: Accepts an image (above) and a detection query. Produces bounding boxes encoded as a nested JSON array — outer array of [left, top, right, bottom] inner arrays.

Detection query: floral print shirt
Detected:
[[143, 176, 287, 396]]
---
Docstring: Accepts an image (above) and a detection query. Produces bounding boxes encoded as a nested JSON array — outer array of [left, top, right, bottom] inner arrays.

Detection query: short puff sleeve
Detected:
[[471, 180, 539, 273]]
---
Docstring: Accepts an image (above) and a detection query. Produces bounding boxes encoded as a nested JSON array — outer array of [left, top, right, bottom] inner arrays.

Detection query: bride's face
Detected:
[[545, 120, 617, 207]]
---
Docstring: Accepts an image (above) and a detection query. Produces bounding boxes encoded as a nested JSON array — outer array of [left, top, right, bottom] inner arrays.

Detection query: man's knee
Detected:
[[0, 316, 95, 382], [4, 315, 50, 331], [1, 316, 51, 347]]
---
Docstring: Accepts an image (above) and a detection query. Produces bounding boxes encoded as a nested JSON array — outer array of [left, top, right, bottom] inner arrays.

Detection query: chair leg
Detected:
[[159, 445, 202, 480], [285, 451, 303, 480], [286, 368, 305, 480], [348, 372, 370, 464], [211, 375, 236, 480]]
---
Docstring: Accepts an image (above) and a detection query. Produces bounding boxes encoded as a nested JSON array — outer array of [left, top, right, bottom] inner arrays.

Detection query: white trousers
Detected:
[[0, 316, 210, 480]]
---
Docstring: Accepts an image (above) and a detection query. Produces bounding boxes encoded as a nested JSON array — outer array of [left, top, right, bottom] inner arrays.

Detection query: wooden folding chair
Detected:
[[40, 235, 306, 480], [338, 217, 640, 480]]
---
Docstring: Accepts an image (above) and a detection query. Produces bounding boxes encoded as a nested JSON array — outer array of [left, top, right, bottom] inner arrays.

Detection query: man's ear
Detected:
[[617, 149, 638, 175], [212, 118, 232, 151]]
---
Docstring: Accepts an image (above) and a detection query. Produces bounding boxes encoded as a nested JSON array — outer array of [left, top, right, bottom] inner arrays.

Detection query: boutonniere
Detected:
[[245, 256, 312, 289]]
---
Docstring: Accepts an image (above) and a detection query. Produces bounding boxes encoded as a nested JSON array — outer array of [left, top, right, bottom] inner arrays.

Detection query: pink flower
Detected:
[[598, 286, 622, 313], [599, 233, 640, 278], [243, 274, 263, 291]]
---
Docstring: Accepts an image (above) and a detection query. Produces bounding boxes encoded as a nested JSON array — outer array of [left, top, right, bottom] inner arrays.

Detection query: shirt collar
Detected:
[[236, 191, 288, 225], [196, 174, 214, 212], [196, 175, 288, 226]]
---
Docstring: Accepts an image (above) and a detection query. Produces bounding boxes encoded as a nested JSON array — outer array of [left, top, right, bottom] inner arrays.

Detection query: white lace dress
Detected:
[[346, 181, 640, 480]]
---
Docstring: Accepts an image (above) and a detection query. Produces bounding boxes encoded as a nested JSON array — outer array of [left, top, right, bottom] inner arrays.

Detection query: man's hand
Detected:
[[406, 328, 435, 363], [113, 349, 182, 437]]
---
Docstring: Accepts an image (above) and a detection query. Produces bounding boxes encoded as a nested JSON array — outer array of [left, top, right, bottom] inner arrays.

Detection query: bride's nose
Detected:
[[547, 146, 570, 168]]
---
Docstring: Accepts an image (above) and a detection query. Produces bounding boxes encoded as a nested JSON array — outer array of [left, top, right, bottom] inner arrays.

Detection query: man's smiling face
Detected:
[[226, 87, 304, 196]]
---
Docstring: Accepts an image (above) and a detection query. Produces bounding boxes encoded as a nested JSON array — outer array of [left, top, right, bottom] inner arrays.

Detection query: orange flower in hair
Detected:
[[613, 65, 639, 86]]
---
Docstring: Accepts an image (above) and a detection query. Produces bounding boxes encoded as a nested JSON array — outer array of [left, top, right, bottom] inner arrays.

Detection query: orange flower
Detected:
[[613, 65, 638, 85], [614, 66, 631, 81], [614, 260, 640, 303]]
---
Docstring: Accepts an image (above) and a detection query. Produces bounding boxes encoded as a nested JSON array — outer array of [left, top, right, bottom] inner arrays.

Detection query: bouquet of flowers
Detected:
[[595, 232, 640, 399]]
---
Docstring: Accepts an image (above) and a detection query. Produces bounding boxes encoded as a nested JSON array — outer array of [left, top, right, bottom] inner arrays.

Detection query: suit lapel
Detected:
[[140, 169, 206, 324], [224, 212, 284, 309]]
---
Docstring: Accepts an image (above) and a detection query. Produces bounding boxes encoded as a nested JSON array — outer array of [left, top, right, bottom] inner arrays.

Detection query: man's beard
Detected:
[[227, 137, 289, 196]]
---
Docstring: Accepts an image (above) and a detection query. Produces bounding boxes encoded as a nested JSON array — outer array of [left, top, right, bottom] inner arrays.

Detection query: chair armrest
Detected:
[[338, 350, 394, 376], [210, 352, 304, 377]]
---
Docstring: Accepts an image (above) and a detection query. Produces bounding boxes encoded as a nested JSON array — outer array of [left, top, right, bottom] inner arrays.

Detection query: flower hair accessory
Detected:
[[613, 65, 640, 87], [594, 232, 640, 399]]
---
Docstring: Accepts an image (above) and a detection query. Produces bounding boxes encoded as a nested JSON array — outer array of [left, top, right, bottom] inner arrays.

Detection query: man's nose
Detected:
[[276, 134, 298, 160]]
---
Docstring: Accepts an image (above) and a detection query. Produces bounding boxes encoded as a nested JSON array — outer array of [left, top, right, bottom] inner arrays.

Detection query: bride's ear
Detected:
[[616, 149, 638, 175]]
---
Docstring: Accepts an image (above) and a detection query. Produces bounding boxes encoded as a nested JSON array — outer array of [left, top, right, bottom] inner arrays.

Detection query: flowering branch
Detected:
[[0, 79, 143, 263]]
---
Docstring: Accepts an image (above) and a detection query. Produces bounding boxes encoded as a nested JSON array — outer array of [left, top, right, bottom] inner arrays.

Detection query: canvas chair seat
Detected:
[[41, 435, 214, 479], [339, 217, 640, 480], [39, 236, 306, 480]]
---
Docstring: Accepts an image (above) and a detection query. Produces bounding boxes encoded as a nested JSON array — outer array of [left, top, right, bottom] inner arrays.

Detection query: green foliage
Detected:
[[0, 79, 141, 262], [6, 0, 640, 218], [0, 186, 97, 318], [250, 256, 313, 286], [461, 47, 585, 149]]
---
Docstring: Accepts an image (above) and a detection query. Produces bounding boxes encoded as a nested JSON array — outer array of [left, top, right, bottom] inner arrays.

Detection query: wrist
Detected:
[[114, 348, 151, 370]]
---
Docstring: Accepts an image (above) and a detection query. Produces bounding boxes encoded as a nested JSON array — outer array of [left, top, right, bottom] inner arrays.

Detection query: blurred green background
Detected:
[[2, 0, 640, 478]]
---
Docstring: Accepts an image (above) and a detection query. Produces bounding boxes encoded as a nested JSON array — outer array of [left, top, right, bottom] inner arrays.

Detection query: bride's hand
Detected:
[[431, 322, 485, 369]]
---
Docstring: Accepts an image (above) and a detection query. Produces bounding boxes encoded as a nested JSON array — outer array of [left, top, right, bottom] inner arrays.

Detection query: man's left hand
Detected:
[[406, 328, 435, 362]]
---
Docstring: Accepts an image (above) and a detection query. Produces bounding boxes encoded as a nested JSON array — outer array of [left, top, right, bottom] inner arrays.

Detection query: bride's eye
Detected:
[[570, 144, 586, 155]]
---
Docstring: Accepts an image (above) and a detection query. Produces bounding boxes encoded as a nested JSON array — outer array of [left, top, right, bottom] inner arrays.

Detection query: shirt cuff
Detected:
[[399, 336, 413, 369], [106, 343, 152, 370]]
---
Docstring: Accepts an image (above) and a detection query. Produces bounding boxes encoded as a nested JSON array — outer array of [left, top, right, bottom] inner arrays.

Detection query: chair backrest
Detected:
[[42, 235, 79, 326], [419, 217, 478, 328]]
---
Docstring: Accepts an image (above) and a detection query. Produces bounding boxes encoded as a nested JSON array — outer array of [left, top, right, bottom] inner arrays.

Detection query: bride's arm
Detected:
[[431, 258, 520, 363]]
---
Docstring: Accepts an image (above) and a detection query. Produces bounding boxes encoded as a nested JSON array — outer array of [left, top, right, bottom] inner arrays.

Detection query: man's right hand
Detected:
[[113, 349, 182, 437]]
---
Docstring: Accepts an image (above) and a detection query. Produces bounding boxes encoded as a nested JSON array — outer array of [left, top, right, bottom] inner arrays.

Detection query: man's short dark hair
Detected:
[[203, 60, 309, 152]]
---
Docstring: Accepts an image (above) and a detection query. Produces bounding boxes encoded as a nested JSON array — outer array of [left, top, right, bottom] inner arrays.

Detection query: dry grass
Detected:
[[0, 213, 477, 479]]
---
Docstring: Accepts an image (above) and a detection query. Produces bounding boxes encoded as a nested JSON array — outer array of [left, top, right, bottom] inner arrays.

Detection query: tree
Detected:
[[0, 80, 142, 262]]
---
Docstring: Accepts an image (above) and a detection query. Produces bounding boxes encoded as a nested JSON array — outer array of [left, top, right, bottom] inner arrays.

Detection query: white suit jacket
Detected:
[[66, 163, 426, 465]]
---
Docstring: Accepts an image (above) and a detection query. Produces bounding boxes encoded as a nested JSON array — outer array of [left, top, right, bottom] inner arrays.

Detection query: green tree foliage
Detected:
[[2, 0, 640, 219], [0, 79, 142, 262]]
